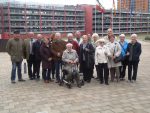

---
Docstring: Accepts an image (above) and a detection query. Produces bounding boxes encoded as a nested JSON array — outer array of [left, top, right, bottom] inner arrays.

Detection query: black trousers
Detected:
[[128, 61, 139, 81], [119, 60, 127, 79], [51, 60, 55, 77], [95, 65, 99, 79], [27, 54, 36, 79], [42, 69, 51, 81], [97, 63, 109, 84], [82, 61, 93, 82], [35, 60, 41, 78]]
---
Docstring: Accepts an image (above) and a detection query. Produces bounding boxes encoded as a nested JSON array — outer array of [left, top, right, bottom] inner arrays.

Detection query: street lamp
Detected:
[[147, 17, 150, 35]]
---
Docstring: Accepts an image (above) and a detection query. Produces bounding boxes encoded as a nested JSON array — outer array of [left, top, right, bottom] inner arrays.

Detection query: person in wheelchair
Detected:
[[62, 43, 81, 88]]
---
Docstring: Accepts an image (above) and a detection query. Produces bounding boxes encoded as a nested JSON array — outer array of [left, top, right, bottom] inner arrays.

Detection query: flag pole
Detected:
[[102, 12, 104, 36], [95, 5, 97, 33]]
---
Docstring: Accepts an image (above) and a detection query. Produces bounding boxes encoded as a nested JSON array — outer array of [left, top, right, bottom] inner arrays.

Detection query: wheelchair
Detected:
[[59, 63, 84, 89]]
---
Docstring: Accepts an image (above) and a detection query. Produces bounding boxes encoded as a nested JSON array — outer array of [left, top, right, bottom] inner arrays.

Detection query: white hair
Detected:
[[92, 33, 99, 39], [66, 43, 73, 47], [37, 34, 42, 37], [131, 34, 137, 38], [55, 32, 61, 37], [28, 32, 34, 35], [67, 33, 73, 37], [119, 34, 125, 38]]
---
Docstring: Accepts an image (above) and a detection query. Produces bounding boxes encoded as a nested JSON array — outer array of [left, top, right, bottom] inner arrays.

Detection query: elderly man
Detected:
[[62, 43, 81, 88], [24, 32, 36, 80], [105, 28, 117, 43], [119, 34, 128, 80], [6, 30, 25, 83], [67, 33, 79, 54], [51, 32, 66, 83], [74, 31, 83, 45], [127, 34, 142, 83], [32, 34, 43, 80]]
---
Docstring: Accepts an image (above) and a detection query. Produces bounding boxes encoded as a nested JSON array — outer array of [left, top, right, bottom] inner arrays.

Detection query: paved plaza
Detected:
[[0, 40, 150, 113]]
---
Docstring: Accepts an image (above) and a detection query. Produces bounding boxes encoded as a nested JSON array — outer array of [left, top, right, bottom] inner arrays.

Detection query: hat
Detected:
[[98, 38, 105, 43]]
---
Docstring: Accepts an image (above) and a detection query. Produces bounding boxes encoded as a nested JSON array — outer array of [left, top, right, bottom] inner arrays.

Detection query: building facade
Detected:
[[117, 0, 149, 13], [0, 2, 85, 38], [93, 8, 150, 36]]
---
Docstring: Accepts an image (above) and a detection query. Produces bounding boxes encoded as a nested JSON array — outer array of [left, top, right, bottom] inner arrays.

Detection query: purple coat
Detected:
[[40, 43, 52, 69]]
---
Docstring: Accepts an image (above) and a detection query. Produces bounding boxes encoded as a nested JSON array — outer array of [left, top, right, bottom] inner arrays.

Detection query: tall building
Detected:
[[117, 0, 149, 12], [149, 0, 150, 12], [0, 1, 85, 38], [92, 8, 150, 36]]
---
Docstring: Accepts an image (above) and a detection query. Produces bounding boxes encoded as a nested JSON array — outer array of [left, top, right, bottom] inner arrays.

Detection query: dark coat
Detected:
[[40, 43, 52, 69], [32, 40, 42, 61], [127, 42, 142, 62], [79, 43, 95, 71]]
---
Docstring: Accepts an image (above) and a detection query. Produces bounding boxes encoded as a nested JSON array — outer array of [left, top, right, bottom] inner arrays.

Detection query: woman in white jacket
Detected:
[[95, 38, 110, 85]]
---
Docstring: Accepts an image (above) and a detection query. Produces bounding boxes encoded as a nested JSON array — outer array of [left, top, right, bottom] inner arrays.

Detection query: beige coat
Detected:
[[106, 41, 122, 68]]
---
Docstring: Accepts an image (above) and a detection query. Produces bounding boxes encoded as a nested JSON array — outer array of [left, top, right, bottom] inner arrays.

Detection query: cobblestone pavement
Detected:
[[0, 40, 150, 113]]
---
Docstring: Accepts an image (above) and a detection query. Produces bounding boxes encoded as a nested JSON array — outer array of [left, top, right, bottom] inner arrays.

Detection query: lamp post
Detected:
[[147, 17, 150, 35]]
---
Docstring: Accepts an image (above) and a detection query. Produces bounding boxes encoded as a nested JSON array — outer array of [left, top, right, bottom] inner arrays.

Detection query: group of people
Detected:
[[6, 28, 142, 88]]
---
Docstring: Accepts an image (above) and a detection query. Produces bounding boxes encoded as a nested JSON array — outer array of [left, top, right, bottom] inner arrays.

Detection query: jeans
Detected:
[[54, 60, 62, 82], [11, 61, 22, 81], [42, 69, 51, 81]]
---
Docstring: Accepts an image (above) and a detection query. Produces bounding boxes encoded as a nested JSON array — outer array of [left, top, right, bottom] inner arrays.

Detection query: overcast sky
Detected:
[[8, 0, 117, 9]]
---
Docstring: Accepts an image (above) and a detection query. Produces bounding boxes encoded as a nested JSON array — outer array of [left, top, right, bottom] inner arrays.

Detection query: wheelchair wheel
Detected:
[[66, 83, 72, 89]]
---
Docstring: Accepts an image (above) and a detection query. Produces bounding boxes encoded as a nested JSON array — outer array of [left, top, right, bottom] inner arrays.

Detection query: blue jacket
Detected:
[[119, 41, 128, 57]]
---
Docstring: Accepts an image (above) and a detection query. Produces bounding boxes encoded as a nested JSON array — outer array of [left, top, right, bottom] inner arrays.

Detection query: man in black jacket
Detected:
[[32, 34, 43, 79], [127, 34, 142, 82]]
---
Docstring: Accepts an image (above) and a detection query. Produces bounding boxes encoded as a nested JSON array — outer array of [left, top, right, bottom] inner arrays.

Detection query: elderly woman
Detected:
[[79, 35, 95, 83], [40, 37, 53, 83], [91, 33, 100, 48], [95, 38, 110, 85], [119, 34, 128, 80], [62, 43, 81, 88], [107, 35, 122, 82]]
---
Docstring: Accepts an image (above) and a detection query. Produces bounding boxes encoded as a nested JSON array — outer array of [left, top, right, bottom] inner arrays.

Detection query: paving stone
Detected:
[[0, 40, 150, 113]]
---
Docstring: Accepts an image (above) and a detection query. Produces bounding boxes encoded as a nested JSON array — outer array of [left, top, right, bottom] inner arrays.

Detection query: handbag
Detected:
[[113, 43, 123, 63]]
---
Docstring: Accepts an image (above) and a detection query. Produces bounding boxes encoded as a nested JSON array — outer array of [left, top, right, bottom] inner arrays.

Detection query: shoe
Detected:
[[30, 78, 34, 80], [11, 80, 16, 84], [105, 83, 109, 85], [86, 80, 91, 83], [49, 79, 54, 82], [100, 81, 103, 84], [127, 80, 133, 83], [18, 79, 25, 82], [46, 80, 49, 83], [55, 80, 59, 83], [77, 84, 81, 88]]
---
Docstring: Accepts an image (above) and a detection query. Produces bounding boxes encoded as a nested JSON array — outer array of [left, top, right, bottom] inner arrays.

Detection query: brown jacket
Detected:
[[51, 39, 66, 61]]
